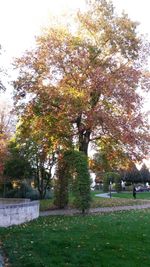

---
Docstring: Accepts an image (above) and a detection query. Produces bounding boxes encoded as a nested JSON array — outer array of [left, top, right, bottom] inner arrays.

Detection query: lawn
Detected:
[[1, 210, 150, 266], [113, 192, 150, 199], [40, 191, 150, 211]]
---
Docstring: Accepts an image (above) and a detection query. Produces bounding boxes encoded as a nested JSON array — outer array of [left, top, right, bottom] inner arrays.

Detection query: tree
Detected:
[[0, 101, 15, 176], [13, 116, 58, 199], [0, 135, 7, 175], [54, 150, 91, 213], [0, 46, 6, 91], [91, 136, 133, 179], [13, 0, 150, 160], [140, 163, 150, 183], [3, 139, 32, 181], [103, 171, 121, 192], [123, 163, 141, 184]]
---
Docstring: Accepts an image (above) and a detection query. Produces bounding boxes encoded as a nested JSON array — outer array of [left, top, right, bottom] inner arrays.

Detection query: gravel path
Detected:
[[40, 203, 150, 216]]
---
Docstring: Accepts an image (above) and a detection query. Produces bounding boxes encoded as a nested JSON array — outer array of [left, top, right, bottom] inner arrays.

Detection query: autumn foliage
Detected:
[[13, 0, 150, 161]]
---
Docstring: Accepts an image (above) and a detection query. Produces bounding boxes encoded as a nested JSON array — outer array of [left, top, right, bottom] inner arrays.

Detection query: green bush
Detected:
[[45, 189, 53, 199], [4, 182, 52, 200], [54, 150, 91, 213], [5, 189, 19, 198], [26, 190, 39, 200]]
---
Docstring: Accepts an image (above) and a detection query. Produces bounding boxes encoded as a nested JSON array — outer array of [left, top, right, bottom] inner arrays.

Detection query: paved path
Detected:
[[40, 203, 150, 217], [95, 193, 116, 198]]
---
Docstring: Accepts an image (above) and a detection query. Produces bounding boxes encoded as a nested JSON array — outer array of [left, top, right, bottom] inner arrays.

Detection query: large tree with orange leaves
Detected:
[[13, 0, 150, 159]]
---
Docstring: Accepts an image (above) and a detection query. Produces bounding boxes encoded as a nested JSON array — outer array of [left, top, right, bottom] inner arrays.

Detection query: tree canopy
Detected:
[[13, 0, 150, 160]]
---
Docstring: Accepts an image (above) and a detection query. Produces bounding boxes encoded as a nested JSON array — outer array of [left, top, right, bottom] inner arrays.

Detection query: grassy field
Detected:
[[40, 191, 150, 211], [1, 210, 150, 266], [112, 192, 150, 199]]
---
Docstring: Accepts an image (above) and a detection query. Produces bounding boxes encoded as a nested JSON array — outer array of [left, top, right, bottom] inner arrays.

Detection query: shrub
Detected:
[[54, 150, 91, 213], [26, 190, 39, 200], [5, 189, 18, 198]]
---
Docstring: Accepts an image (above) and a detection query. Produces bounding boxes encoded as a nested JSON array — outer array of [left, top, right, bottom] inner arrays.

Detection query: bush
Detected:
[[54, 150, 91, 213], [5, 182, 53, 200], [5, 189, 18, 198], [17, 182, 32, 198], [5, 182, 39, 200], [26, 190, 39, 200], [45, 189, 53, 199]]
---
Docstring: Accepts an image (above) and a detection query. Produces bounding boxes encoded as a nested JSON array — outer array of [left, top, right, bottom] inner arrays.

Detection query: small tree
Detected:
[[12, 115, 58, 199], [54, 150, 91, 213], [103, 172, 121, 193]]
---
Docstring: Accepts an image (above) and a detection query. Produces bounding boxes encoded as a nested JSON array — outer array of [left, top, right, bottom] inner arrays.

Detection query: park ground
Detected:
[[1, 191, 150, 267]]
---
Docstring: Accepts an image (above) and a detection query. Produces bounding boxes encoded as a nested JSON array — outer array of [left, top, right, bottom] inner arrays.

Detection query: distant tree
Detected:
[[103, 171, 121, 192], [0, 46, 6, 91], [0, 100, 15, 136], [123, 163, 141, 184], [140, 163, 150, 183], [0, 101, 15, 176], [91, 137, 133, 178], [91, 151, 110, 173], [0, 135, 7, 175]]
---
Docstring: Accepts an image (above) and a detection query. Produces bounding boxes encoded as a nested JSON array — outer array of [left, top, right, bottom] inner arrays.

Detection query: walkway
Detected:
[[95, 192, 116, 198], [40, 202, 150, 217]]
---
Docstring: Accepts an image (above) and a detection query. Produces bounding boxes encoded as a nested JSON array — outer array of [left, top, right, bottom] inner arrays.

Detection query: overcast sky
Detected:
[[0, 0, 150, 107], [0, 0, 150, 60]]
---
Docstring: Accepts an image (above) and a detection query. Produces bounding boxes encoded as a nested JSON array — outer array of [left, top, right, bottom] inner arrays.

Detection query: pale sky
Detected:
[[0, 0, 150, 108], [0, 0, 150, 61]]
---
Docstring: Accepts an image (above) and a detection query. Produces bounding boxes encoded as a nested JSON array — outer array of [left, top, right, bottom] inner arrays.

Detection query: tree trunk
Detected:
[[79, 129, 91, 156], [76, 115, 91, 156]]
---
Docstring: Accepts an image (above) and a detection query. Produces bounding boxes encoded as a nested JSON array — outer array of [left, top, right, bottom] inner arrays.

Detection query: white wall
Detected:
[[0, 200, 39, 227]]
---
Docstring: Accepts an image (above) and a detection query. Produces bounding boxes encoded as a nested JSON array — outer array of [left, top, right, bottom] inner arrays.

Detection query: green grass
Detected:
[[113, 192, 150, 199], [40, 191, 150, 211], [1, 210, 150, 266], [40, 198, 54, 211]]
